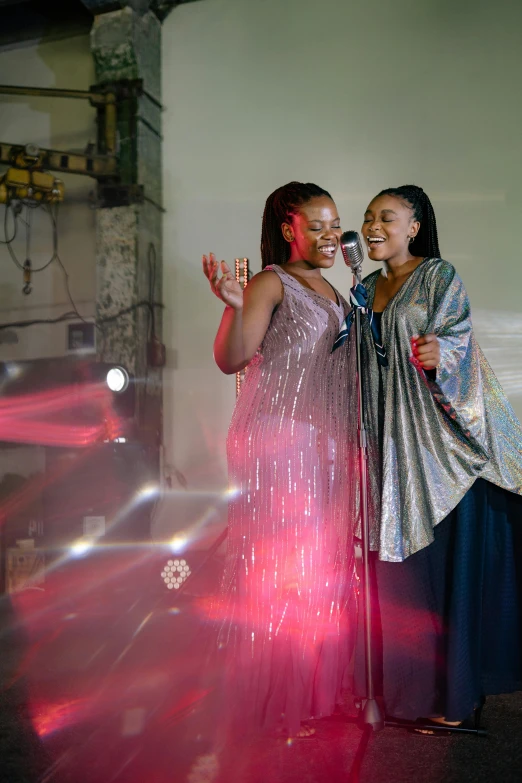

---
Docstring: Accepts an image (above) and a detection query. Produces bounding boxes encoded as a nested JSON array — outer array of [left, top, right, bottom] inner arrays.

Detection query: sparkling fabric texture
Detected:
[[360, 258, 522, 562], [218, 266, 358, 737]]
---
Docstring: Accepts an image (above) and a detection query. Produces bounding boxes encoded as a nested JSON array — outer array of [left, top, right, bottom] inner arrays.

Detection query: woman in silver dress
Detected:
[[352, 184, 522, 730]]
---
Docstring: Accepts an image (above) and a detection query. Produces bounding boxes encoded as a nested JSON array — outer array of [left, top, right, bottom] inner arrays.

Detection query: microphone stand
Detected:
[[352, 268, 384, 734]]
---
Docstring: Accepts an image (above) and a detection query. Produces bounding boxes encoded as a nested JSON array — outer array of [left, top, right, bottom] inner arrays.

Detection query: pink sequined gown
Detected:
[[218, 265, 358, 737]]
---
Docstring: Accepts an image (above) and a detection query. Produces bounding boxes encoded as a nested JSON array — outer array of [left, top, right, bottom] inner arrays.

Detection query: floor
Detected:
[[1, 547, 521, 783]]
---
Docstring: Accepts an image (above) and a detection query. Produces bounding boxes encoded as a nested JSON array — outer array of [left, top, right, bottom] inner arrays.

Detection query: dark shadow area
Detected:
[[0, 594, 51, 783]]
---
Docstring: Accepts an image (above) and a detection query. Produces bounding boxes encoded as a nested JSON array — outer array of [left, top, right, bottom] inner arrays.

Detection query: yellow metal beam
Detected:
[[0, 84, 109, 104], [0, 143, 117, 180]]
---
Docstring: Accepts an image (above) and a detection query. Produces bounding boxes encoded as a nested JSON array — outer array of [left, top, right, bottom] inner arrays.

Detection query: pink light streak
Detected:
[[0, 383, 122, 447]]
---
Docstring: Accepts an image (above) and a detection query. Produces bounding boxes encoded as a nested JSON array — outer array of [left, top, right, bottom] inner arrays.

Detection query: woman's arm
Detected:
[[411, 261, 467, 375], [410, 261, 488, 452], [424, 261, 472, 382], [203, 254, 283, 374]]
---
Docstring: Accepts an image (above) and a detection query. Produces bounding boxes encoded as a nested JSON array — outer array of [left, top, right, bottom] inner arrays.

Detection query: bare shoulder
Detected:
[[245, 268, 284, 305]]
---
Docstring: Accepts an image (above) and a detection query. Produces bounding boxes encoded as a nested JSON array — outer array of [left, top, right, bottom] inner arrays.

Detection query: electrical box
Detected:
[[6, 547, 46, 593], [67, 321, 96, 354]]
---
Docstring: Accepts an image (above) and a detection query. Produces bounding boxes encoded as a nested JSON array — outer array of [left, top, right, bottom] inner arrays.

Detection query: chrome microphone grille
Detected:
[[340, 231, 364, 280]]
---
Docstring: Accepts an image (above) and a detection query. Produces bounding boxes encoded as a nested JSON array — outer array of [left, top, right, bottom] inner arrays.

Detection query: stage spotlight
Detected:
[[106, 366, 129, 393], [161, 558, 191, 590], [4, 362, 23, 381]]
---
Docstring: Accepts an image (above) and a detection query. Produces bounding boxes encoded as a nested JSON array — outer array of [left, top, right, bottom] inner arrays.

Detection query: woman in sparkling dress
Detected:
[[350, 184, 522, 731], [202, 182, 358, 742]]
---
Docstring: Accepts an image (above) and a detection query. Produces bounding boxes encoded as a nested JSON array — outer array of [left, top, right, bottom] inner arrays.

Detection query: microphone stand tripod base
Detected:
[[359, 698, 384, 732]]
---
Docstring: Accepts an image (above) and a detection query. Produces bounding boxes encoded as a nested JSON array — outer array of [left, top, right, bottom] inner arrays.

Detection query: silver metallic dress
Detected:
[[353, 257, 522, 721], [361, 258, 522, 562], [217, 265, 358, 737]]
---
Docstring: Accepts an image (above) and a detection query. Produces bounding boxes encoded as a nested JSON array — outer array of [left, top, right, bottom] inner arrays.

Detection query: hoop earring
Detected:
[[409, 236, 414, 244]]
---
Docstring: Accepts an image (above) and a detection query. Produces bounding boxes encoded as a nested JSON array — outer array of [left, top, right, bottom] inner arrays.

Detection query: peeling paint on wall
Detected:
[[91, 7, 161, 100], [96, 205, 139, 371]]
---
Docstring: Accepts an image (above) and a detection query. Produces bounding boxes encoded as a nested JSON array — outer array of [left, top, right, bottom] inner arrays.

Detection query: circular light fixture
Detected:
[[161, 558, 192, 591], [106, 366, 129, 393]]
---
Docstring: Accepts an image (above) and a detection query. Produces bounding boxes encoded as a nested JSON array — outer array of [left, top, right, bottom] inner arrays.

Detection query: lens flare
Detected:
[[169, 534, 189, 553], [69, 539, 94, 557], [137, 483, 159, 501]]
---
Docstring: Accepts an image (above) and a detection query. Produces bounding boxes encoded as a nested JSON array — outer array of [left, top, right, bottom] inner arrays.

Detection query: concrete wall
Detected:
[[0, 34, 97, 360], [0, 3, 520, 544], [161, 0, 522, 508]]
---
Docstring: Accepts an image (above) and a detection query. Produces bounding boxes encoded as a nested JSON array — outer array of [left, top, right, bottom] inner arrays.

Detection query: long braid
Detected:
[[260, 182, 333, 269], [377, 185, 441, 258]]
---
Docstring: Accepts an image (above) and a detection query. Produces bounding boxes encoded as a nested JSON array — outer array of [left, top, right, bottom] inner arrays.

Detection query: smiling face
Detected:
[[361, 194, 420, 264], [282, 196, 342, 269]]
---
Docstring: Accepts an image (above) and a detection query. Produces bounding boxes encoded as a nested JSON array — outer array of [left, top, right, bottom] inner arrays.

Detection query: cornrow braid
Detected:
[[377, 185, 441, 259], [260, 181, 333, 269]]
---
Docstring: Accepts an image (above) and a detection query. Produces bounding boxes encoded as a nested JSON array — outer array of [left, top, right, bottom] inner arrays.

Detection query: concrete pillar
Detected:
[[90, 6, 163, 445]]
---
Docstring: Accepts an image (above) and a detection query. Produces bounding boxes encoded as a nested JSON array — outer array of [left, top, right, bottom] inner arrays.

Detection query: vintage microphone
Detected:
[[340, 230, 365, 283], [340, 231, 384, 733]]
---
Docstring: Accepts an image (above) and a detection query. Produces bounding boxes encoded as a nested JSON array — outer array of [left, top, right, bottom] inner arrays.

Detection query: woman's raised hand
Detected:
[[202, 253, 243, 311], [411, 333, 441, 370]]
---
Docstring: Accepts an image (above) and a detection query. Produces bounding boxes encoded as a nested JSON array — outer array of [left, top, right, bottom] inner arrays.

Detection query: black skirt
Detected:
[[354, 479, 522, 721]]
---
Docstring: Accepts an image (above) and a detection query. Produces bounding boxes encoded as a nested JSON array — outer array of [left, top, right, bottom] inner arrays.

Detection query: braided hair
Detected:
[[260, 181, 333, 269], [376, 185, 441, 259]]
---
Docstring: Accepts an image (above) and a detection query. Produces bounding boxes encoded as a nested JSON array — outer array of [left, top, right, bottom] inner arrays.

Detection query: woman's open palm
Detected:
[[202, 253, 243, 311]]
